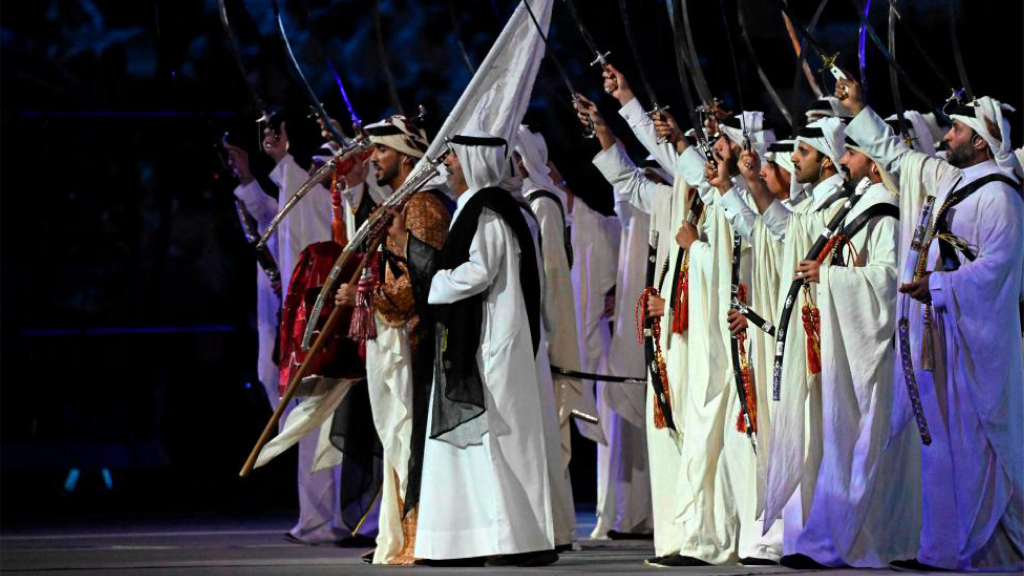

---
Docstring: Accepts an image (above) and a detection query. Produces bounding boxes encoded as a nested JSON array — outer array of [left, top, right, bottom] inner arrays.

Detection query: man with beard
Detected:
[[760, 124, 920, 567], [412, 128, 558, 567], [841, 76, 1023, 572], [334, 115, 453, 564]]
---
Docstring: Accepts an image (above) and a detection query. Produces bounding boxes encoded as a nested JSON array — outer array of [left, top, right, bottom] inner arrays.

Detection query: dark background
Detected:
[[1, 0, 1019, 524]]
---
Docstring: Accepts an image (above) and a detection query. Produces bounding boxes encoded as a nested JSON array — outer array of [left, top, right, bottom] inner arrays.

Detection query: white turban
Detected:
[[845, 134, 899, 195], [720, 111, 777, 162], [805, 96, 853, 121], [950, 96, 1020, 175], [796, 116, 846, 170], [765, 139, 802, 197], [885, 110, 937, 157], [514, 125, 562, 198], [448, 125, 510, 193]]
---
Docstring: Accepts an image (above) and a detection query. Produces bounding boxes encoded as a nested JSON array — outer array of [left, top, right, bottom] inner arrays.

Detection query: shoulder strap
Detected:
[[526, 189, 574, 268], [935, 173, 1021, 270], [829, 202, 899, 266]]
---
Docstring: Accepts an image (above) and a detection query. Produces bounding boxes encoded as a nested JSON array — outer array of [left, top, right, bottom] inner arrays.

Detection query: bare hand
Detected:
[[335, 282, 358, 307], [727, 309, 748, 338], [342, 156, 369, 189], [676, 222, 699, 250], [795, 259, 821, 284], [602, 63, 631, 104], [652, 110, 683, 145], [574, 93, 604, 127], [646, 294, 665, 318], [263, 121, 289, 163], [317, 117, 345, 146], [225, 143, 254, 185], [387, 207, 408, 251], [835, 75, 865, 116], [899, 273, 932, 304], [738, 149, 761, 183]]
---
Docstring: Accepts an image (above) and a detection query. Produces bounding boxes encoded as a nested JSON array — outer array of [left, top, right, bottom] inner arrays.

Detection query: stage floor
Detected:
[[0, 513, 1014, 575]]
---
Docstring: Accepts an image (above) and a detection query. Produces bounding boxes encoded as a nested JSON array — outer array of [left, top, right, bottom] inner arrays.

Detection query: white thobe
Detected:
[[415, 190, 555, 559], [768, 180, 921, 567], [235, 154, 365, 543], [672, 148, 781, 563], [848, 107, 1024, 571], [590, 200, 654, 538], [233, 181, 281, 406], [593, 142, 686, 557], [529, 188, 585, 458]]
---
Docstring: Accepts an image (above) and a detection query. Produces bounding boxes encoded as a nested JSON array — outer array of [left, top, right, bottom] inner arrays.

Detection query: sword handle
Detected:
[[589, 51, 611, 67]]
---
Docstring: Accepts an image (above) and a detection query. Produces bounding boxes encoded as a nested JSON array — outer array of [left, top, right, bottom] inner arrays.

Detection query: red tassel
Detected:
[[636, 288, 673, 429], [348, 266, 379, 358], [671, 259, 690, 335], [801, 285, 822, 375]]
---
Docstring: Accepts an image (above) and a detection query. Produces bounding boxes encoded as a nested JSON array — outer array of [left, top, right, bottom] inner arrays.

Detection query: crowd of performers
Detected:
[[224, 21, 1023, 570]]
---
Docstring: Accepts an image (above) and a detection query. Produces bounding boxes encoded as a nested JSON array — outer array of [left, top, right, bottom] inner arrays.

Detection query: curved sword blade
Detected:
[[947, 0, 973, 100], [737, 0, 794, 127], [561, 0, 611, 67], [373, 0, 405, 115], [667, 0, 703, 134], [680, 0, 714, 104], [783, 3, 827, 105], [618, 0, 664, 112], [218, 0, 271, 122], [846, 0, 937, 112], [268, 0, 348, 145], [858, 0, 872, 99], [887, 3, 914, 149], [448, 0, 476, 75]]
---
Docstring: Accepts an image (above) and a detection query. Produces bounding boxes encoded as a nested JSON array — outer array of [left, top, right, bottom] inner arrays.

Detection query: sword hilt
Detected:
[[589, 51, 611, 68]]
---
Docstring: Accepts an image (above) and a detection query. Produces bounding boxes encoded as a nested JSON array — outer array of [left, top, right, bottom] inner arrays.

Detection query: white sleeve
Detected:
[[428, 211, 506, 304], [718, 185, 757, 241], [676, 146, 710, 187], [761, 199, 793, 239], [233, 180, 278, 225], [846, 106, 958, 193], [618, 97, 679, 175], [592, 142, 669, 214]]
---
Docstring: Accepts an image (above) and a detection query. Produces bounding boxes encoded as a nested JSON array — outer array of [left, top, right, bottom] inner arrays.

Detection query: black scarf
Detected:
[[430, 187, 541, 440]]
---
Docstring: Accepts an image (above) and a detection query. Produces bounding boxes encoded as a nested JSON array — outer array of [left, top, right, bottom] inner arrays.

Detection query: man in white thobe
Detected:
[[669, 111, 784, 566], [591, 196, 655, 539], [761, 125, 921, 567], [413, 129, 558, 567], [514, 126, 580, 548], [840, 78, 1023, 572], [227, 124, 371, 545]]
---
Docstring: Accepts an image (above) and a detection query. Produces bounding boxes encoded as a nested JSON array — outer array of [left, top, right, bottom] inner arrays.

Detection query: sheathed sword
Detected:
[[772, 181, 863, 401], [897, 195, 935, 445]]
